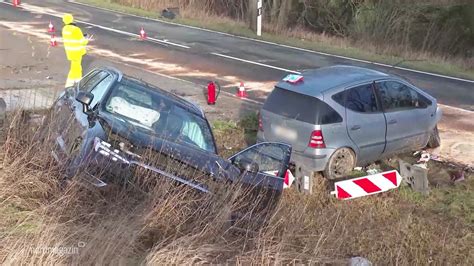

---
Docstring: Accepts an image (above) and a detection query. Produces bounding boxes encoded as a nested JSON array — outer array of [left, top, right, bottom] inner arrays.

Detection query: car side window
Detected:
[[376, 81, 429, 111], [230, 143, 291, 175], [333, 84, 379, 113], [89, 75, 114, 108], [319, 101, 343, 124], [79, 71, 109, 92]]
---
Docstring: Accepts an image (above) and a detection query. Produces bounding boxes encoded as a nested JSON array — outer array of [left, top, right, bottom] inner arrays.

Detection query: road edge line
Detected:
[[211, 53, 301, 74]]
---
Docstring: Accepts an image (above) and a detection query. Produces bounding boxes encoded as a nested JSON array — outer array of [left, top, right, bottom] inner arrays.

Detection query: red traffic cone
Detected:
[[236, 82, 248, 98], [139, 27, 147, 40], [50, 34, 58, 47], [48, 21, 55, 33], [13, 0, 21, 7]]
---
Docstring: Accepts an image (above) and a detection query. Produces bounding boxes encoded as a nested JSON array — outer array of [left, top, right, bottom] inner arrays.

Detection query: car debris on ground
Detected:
[[161, 8, 177, 19]]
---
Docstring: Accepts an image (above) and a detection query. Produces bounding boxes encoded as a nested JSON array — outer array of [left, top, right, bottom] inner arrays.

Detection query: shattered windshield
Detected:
[[102, 79, 215, 152]]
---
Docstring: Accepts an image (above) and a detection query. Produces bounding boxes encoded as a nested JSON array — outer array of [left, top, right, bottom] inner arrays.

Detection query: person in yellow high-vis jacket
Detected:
[[62, 14, 89, 88]]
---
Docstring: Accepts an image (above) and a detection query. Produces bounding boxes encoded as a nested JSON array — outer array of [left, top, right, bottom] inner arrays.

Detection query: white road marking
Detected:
[[212, 53, 301, 74], [0, 1, 190, 49], [70, 0, 474, 84]]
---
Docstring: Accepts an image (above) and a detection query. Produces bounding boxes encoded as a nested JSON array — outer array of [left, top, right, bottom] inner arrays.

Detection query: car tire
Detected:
[[323, 147, 356, 180], [427, 125, 441, 148]]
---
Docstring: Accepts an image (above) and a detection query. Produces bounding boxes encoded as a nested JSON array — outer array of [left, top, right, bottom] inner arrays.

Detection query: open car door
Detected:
[[228, 142, 292, 191]]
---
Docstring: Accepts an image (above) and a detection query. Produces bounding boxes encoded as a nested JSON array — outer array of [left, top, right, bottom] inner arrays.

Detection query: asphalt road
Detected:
[[1, 0, 473, 110]]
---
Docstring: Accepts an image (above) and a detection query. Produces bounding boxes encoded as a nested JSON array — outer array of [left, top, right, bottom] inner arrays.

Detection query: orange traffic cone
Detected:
[[236, 82, 248, 98], [48, 21, 55, 33], [139, 27, 147, 40], [13, 0, 21, 7], [50, 34, 57, 47]]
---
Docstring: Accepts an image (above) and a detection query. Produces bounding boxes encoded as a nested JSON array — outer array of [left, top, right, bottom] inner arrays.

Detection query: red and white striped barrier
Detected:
[[332, 170, 402, 200], [264, 169, 295, 189]]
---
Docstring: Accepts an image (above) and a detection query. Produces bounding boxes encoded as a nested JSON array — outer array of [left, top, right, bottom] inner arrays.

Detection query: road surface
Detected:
[[0, 3, 473, 166], [0, 0, 473, 111]]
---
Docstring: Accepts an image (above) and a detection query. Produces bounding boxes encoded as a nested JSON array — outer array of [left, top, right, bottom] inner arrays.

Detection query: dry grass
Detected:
[[0, 112, 472, 264]]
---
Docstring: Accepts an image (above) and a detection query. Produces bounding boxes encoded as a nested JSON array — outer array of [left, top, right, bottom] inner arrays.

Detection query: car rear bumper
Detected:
[[290, 150, 332, 174], [257, 133, 333, 175]]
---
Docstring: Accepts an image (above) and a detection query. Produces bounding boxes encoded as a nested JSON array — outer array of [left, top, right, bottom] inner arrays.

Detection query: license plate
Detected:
[[272, 125, 297, 141]]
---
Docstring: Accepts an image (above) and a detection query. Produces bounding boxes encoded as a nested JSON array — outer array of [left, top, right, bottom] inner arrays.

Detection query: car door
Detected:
[[228, 142, 292, 191], [333, 83, 387, 164], [375, 80, 434, 154]]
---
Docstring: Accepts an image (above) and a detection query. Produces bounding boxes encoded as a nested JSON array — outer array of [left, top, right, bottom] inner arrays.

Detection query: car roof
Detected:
[[276, 65, 390, 97], [101, 67, 205, 118]]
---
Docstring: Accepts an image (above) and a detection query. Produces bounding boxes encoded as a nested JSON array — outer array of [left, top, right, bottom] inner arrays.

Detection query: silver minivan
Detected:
[[257, 65, 442, 179]]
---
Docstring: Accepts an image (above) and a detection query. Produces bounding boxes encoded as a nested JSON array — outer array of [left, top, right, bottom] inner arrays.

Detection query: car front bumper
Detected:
[[81, 138, 211, 192]]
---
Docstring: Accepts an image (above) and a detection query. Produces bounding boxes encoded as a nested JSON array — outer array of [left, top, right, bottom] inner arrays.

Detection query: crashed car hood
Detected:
[[95, 114, 239, 182]]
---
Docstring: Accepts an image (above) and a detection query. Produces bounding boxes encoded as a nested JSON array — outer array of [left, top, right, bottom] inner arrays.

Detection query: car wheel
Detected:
[[324, 147, 356, 180], [427, 125, 441, 148]]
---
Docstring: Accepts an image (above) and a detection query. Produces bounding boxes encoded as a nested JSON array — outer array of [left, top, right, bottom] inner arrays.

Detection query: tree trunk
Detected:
[[277, 0, 294, 30], [270, 0, 281, 25], [248, 0, 258, 32]]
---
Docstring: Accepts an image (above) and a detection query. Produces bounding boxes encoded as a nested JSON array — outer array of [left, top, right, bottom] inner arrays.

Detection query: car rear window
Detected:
[[263, 87, 342, 124]]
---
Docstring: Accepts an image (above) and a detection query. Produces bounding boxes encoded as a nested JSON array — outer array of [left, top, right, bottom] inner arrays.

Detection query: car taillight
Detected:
[[308, 130, 325, 148], [258, 112, 264, 131]]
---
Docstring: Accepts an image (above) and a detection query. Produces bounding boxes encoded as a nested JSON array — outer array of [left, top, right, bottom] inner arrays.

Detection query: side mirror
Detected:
[[236, 158, 259, 174], [76, 91, 94, 114]]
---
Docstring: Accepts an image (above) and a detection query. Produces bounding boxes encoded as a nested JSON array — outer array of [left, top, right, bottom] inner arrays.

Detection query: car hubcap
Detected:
[[330, 148, 354, 179]]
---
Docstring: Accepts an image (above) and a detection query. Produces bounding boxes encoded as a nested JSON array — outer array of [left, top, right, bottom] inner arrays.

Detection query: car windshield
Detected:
[[102, 79, 215, 152]]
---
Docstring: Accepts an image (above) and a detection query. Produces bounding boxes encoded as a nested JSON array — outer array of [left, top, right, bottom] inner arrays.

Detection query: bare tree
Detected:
[[248, 0, 258, 31], [277, 0, 295, 29]]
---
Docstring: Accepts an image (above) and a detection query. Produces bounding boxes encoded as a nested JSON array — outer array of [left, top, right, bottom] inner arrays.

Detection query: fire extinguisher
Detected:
[[207, 81, 221, 105]]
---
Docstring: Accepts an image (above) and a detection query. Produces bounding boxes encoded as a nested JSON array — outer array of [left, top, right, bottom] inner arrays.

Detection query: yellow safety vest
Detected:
[[62, 24, 88, 61]]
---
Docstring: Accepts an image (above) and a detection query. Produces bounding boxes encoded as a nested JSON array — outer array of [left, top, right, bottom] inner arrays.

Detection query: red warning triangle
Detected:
[[336, 185, 352, 199], [382, 171, 398, 186]]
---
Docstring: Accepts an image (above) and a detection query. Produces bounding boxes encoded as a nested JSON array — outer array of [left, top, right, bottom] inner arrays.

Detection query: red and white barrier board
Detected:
[[264, 169, 295, 189], [333, 170, 402, 200]]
